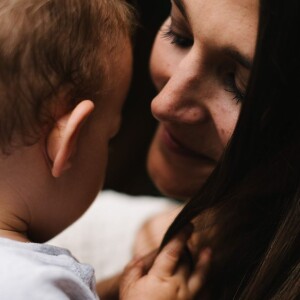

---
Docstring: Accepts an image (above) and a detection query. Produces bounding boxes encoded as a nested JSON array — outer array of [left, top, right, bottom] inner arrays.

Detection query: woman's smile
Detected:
[[159, 125, 216, 163]]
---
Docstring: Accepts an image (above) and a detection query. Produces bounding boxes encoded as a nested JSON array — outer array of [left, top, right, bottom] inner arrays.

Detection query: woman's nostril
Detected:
[[151, 93, 207, 124]]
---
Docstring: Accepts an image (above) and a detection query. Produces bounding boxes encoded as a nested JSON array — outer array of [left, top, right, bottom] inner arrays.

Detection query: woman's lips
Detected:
[[160, 127, 215, 162]]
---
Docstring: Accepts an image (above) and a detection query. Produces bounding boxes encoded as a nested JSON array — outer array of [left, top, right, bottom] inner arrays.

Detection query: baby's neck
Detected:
[[0, 203, 30, 243], [0, 228, 29, 243]]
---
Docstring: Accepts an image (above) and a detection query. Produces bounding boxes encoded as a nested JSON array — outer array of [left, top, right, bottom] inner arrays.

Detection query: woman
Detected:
[[134, 0, 258, 255], [160, 0, 300, 298]]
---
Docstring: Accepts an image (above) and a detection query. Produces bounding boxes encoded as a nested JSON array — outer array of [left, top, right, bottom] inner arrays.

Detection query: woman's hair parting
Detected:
[[161, 0, 300, 299], [0, 0, 135, 154]]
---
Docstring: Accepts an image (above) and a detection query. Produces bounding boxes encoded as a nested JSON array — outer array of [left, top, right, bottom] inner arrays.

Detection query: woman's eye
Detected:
[[162, 26, 193, 48], [224, 73, 246, 103]]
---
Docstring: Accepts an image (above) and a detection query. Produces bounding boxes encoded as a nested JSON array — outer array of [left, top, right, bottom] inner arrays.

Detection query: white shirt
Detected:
[[0, 238, 98, 300]]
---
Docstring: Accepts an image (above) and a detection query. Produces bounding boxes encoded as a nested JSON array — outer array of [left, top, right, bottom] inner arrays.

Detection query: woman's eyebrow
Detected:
[[172, 0, 188, 20]]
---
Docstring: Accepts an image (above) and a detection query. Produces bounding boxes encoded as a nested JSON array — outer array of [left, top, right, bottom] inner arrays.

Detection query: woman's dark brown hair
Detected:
[[161, 0, 300, 298]]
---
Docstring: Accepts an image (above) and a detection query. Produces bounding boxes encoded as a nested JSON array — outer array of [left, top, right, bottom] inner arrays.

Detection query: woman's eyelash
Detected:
[[162, 26, 193, 48], [224, 73, 246, 103]]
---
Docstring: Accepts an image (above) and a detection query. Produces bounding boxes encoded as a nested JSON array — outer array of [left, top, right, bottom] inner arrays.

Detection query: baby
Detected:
[[0, 0, 208, 299]]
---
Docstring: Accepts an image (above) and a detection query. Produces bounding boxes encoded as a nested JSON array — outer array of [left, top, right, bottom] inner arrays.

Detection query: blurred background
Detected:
[[104, 0, 170, 196]]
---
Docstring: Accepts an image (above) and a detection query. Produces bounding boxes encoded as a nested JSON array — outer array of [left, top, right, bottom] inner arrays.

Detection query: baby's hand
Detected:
[[120, 224, 210, 300]]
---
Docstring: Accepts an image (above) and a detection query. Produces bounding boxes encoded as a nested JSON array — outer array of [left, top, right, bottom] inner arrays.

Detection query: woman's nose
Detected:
[[151, 52, 210, 125]]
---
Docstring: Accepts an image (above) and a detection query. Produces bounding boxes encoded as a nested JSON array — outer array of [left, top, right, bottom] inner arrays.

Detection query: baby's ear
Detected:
[[47, 100, 94, 178]]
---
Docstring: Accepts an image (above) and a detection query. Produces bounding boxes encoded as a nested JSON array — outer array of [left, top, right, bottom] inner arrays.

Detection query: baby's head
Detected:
[[0, 0, 134, 242]]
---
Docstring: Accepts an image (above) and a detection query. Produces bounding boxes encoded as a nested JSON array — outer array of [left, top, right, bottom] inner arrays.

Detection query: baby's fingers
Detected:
[[120, 259, 144, 298], [188, 248, 211, 294], [148, 223, 194, 278]]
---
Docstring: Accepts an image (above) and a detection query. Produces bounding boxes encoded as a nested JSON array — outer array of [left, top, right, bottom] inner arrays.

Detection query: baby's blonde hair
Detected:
[[0, 0, 135, 154]]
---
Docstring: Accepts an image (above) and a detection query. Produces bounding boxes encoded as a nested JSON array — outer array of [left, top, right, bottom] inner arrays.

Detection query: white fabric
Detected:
[[0, 238, 98, 300], [49, 190, 176, 280]]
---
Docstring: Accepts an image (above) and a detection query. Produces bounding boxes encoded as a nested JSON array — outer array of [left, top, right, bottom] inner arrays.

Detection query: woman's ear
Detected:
[[46, 100, 95, 178]]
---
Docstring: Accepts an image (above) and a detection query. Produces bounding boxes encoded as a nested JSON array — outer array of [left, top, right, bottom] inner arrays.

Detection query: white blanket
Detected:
[[49, 190, 176, 280]]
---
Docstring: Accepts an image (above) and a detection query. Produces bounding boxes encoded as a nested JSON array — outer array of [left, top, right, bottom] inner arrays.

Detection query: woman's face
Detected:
[[148, 0, 258, 200]]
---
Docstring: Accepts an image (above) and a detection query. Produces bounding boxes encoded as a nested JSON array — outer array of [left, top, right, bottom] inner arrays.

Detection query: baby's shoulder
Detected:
[[0, 239, 98, 300]]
